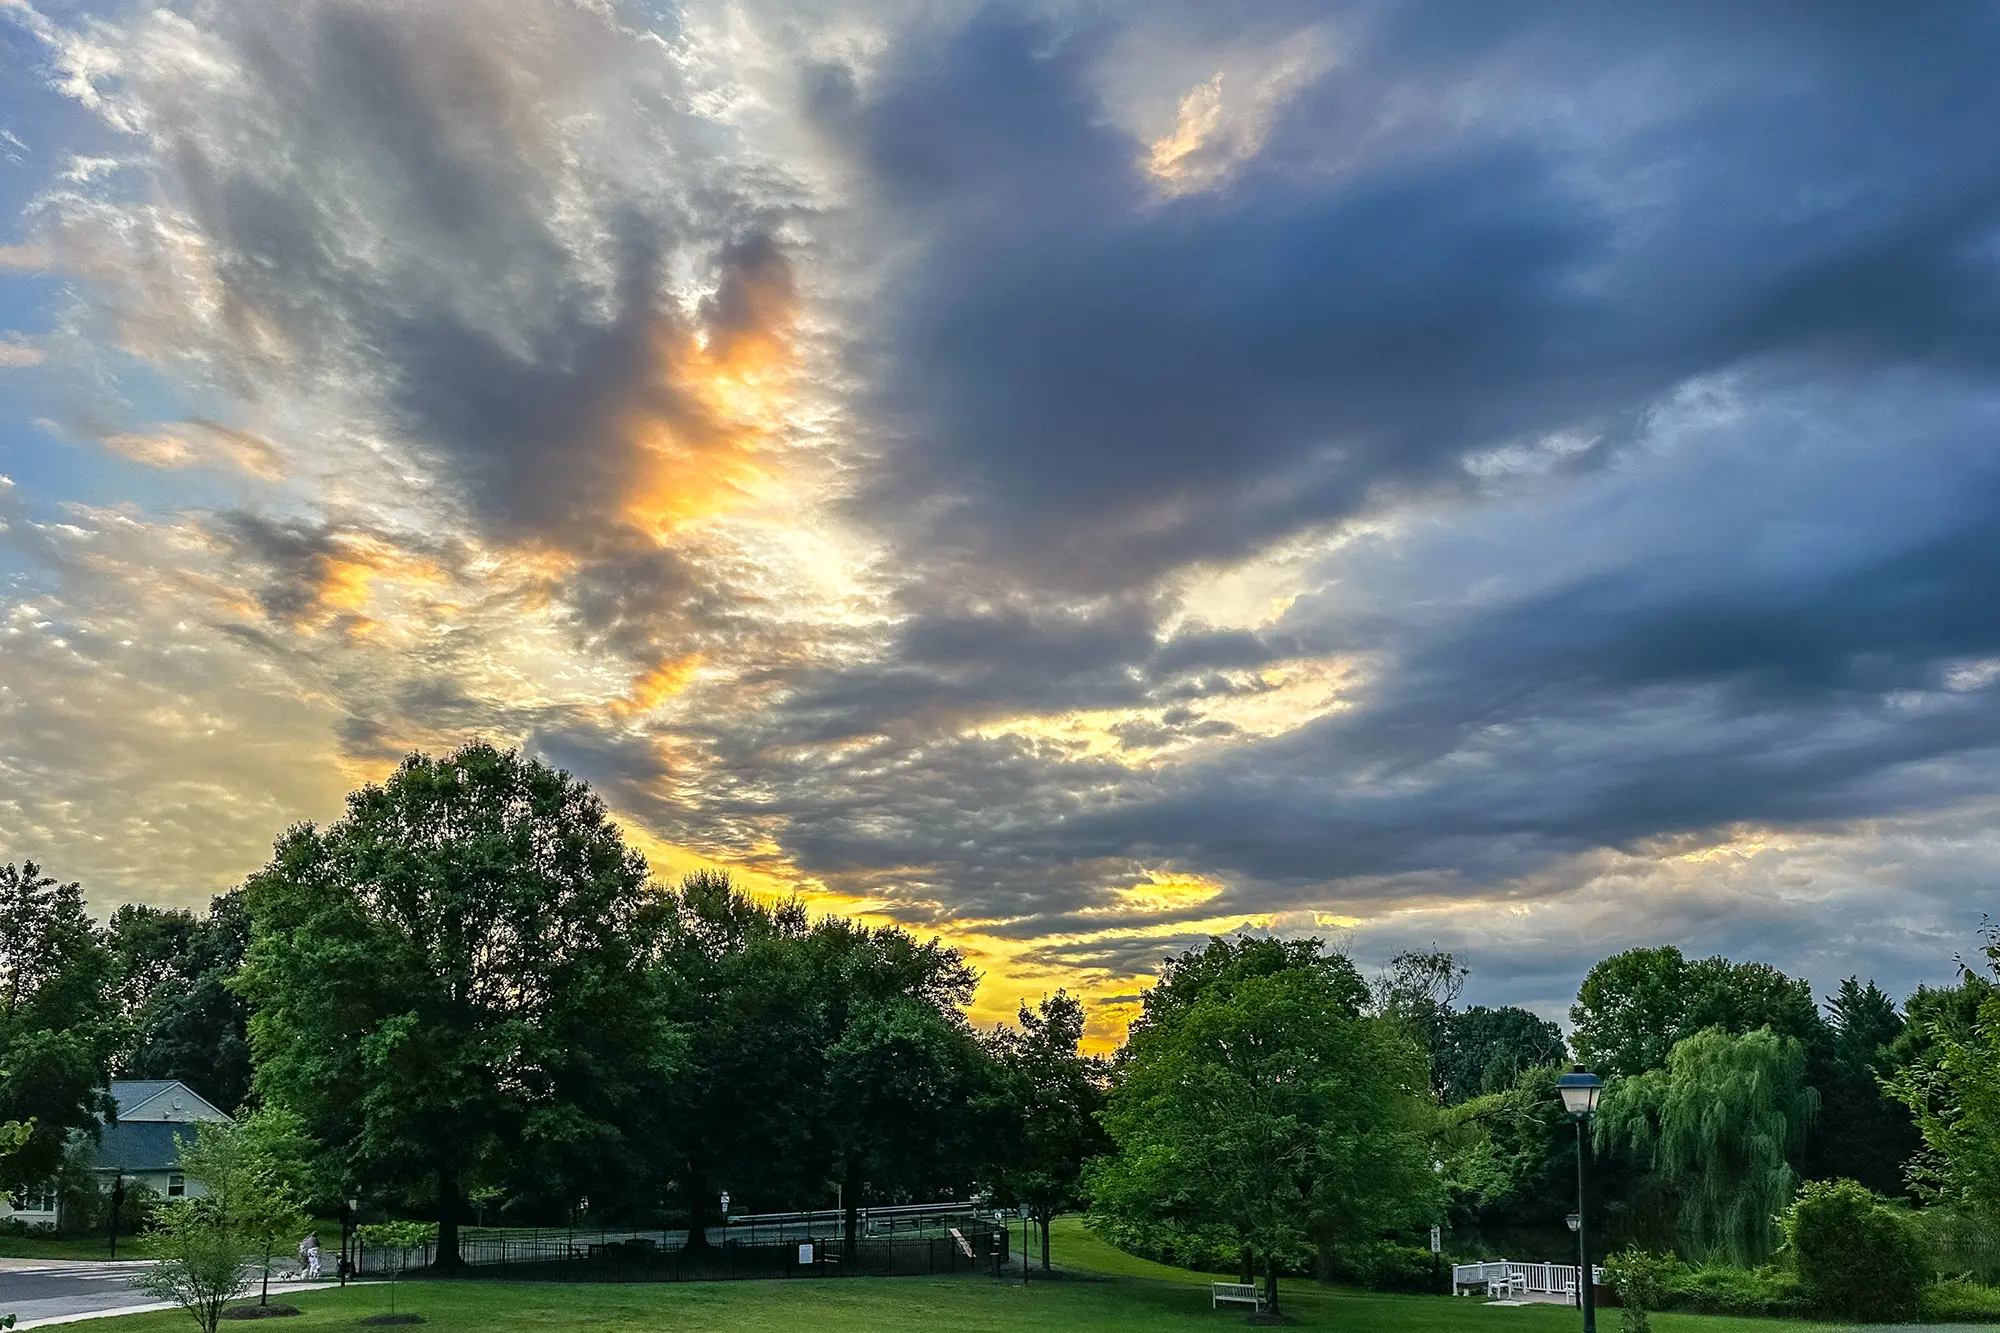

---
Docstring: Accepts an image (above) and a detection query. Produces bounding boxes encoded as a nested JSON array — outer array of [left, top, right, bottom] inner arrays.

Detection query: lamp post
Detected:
[[108, 1173, 124, 1260], [1557, 1065, 1604, 1333], [340, 1198, 357, 1287]]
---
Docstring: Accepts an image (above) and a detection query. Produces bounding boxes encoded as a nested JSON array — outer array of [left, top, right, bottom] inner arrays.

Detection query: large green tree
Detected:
[[0, 861, 117, 1194], [1798, 978, 1916, 1194], [108, 893, 253, 1112], [802, 915, 991, 1250], [1090, 936, 1437, 1316], [1598, 1026, 1817, 1263], [1571, 947, 1825, 1080], [983, 990, 1109, 1270], [235, 744, 667, 1265]]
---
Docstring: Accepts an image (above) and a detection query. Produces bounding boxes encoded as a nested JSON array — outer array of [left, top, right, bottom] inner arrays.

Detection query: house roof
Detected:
[[109, 1080, 229, 1124], [91, 1121, 195, 1174]]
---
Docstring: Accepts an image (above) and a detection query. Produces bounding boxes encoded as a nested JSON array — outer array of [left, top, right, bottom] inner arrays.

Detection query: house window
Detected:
[[18, 1187, 56, 1213], [168, 1175, 186, 1198]]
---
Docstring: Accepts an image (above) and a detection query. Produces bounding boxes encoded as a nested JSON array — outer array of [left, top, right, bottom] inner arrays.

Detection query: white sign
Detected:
[[799, 1242, 815, 1264], [1429, 1226, 1442, 1254]]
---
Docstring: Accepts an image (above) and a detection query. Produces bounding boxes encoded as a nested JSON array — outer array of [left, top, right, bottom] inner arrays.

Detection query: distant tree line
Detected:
[[3, 742, 1998, 1316]]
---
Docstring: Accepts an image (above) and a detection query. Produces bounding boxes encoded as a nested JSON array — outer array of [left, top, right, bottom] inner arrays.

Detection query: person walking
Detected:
[[300, 1232, 322, 1281]]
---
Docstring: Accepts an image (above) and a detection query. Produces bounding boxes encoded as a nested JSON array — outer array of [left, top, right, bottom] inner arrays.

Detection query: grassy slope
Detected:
[[74, 1217, 1856, 1333]]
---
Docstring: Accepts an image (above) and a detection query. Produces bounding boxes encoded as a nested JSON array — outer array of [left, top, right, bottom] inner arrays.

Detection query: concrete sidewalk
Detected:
[[2, 1258, 342, 1330]]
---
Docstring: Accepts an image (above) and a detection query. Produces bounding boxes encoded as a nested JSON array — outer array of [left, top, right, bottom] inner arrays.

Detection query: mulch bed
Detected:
[[221, 1304, 302, 1320], [358, 1316, 426, 1326]]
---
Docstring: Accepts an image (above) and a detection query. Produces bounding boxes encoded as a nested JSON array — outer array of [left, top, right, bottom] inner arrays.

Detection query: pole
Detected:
[[109, 1174, 123, 1260], [1576, 1120, 1596, 1333]]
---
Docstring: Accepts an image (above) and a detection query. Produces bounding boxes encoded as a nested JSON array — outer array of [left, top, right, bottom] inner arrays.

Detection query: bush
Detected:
[[1330, 1241, 1440, 1293], [1779, 1178, 1927, 1321], [1603, 1248, 1684, 1333], [1667, 1263, 1803, 1317], [1921, 1277, 2000, 1323]]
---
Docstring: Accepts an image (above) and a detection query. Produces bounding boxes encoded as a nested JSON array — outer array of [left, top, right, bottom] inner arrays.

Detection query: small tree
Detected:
[[984, 991, 1109, 1271], [135, 1118, 299, 1333], [135, 1198, 256, 1333]]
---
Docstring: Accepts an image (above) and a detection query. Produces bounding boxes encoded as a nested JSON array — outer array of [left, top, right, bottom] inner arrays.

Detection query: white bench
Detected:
[[1212, 1282, 1267, 1312]]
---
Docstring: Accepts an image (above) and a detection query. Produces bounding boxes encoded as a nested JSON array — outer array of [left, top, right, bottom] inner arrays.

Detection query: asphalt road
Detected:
[[0, 1257, 338, 1329], [0, 1257, 164, 1328]]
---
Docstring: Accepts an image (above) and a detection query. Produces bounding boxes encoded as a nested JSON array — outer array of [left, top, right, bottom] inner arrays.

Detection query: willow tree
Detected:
[[1598, 1026, 1816, 1263]]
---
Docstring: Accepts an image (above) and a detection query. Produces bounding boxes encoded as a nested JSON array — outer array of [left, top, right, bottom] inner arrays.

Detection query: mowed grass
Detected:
[[80, 1217, 1860, 1333]]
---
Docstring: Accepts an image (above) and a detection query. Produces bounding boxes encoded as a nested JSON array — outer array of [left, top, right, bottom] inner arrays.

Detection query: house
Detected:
[[0, 1079, 232, 1231], [93, 1080, 234, 1201]]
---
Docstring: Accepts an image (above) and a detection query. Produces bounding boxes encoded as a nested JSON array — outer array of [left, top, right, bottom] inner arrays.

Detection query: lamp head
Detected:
[[1566, 1212, 1581, 1233], [1557, 1064, 1603, 1118]]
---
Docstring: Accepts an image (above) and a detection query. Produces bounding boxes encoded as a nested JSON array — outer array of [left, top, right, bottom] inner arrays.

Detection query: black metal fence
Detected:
[[354, 1206, 1011, 1284]]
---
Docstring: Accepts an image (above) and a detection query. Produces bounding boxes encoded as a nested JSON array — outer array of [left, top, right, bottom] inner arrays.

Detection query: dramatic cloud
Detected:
[[4, 0, 2000, 1036]]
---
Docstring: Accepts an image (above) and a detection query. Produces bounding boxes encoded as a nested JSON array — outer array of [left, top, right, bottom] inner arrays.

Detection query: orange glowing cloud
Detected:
[[610, 652, 704, 718], [619, 243, 799, 540]]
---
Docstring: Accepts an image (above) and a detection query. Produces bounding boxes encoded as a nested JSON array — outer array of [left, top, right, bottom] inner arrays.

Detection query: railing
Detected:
[[1452, 1261, 1605, 1298]]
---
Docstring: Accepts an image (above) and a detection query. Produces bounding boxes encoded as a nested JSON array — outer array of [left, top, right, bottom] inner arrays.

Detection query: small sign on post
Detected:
[[1430, 1226, 1442, 1254], [799, 1241, 815, 1265]]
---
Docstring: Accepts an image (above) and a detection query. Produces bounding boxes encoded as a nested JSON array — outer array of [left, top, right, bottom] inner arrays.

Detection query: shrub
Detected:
[[1921, 1277, 2000, 1323], [1330, 1241, 1440, 1293], [1603, 1247, 1683, 1333], [1667, 1262, 1803, 1316], [1779, 1178, 1927, 1321]]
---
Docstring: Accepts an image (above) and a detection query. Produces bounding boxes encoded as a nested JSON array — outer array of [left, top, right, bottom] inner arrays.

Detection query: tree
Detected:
[[1799, 978, 1917, 1193], [1374, 948, 1468, 1102], [0, 862, 116, 1196], [134, 1119, 294, 1333], [1441, 1063, 1579, 1232], [1886, 926, 2000, 1221], [983, 991, 1109, 1270], [646, 871, 819, 1245], [235, 744, 665, 1266], [1436, 1005, 1567, 1105], [794, 913, 989, 1250], [234, 1107, 315, 1305], [1598, 1026, 1817, 1264], [1572, 947, 1825, 1081], [108, 894, 254, 1112], [1778, 1178, 1927, 1320], [1091, 937, 1437, 1317]]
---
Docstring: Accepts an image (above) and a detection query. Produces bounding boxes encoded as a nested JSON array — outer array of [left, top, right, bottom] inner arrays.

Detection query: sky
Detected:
[[2, 0, 1998, 1043]]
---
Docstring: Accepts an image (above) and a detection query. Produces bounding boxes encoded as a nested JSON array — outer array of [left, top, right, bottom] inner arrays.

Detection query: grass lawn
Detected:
[[72, 1217, 1860, 1333]]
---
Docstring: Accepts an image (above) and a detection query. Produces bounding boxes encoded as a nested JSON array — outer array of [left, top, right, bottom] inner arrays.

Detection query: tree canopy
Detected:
[[1091, 936, 1437, 1315], [1598, 1026, 1817, 1264], [235, 744, 666, 1264]]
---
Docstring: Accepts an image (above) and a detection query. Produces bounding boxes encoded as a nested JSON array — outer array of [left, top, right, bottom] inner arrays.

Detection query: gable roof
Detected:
[[109, 1080, 230, 1124], [92, 1120, 196, 1174]]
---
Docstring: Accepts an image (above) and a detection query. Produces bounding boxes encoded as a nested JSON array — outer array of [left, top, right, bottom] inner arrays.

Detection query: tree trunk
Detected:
[[1265, 1249, 1280, 1318], [685, 1159, 712, 1251], [1038, 1211, 1051, 1272], [260, 1239, 272, 1304], [1239, 1243, 1255, 1285], [841, 1159, 861, 1254], [434, 1174, 464, 1269]]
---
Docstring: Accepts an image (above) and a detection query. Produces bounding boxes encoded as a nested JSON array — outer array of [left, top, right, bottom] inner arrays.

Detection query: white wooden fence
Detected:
[[1451, 1261, 1605, 1298]]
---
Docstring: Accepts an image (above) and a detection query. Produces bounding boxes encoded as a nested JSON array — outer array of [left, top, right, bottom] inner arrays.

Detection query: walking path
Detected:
[[0, 1256, 341, 1329]]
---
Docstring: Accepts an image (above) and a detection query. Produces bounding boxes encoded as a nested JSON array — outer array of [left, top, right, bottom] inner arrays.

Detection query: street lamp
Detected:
[[108, 1173, 124, 1260], [341, 1198, 358, 1286], [1557, 1066, 1604, 1333]]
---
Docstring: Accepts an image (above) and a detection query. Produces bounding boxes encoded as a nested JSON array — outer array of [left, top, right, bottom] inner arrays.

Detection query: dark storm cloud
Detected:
[[843, 3, 2000, 594]]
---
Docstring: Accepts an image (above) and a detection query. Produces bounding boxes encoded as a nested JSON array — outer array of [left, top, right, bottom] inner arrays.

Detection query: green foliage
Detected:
[[1571, 948, 1824, 1082], [107, 894, 253, 1112], [1602, 1247, 1681, 1333], [1664, 1263, 1804, 1317], [983, 990, 1110, 1270], [1800, 977, 1917, 1194], [1887, 923, 2000, 1224], [0, 861, 117, 1193], [135, 1118, 299, 1333], [1089, 936, 1438, 1314], [1598, 1026, 1816, 1264], [1439, 1064, 1575, 1229], [1439, 1006, 1567, 1104], [356, 1219, 438, 1249], [1919, 1276, 2000, 1322], [135, 1198, 255, 1333], [1326, 1239, 1440, 1293], [235, 744, 667, 1263], [1778, 1178, 1928, 1320]]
